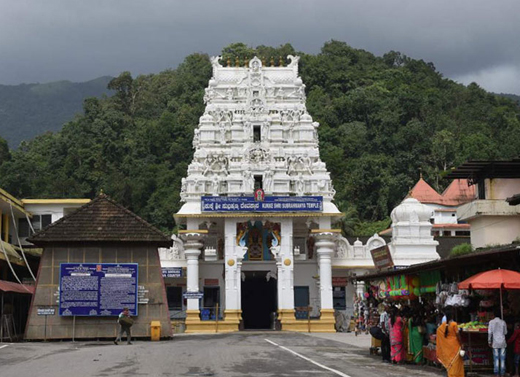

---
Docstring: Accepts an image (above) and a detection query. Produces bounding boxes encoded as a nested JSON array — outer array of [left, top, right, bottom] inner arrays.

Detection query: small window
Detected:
[[254, 175, 263, 190], [24, 214, 53, 235], [253, 125, 261, 142], [18, 218, 31, 238], [294, 286, 310, 307], [333, 286, 346, 310], [31, 215, 41, 231], [41, 214, 52, 229], [166, 286, 182, 310]]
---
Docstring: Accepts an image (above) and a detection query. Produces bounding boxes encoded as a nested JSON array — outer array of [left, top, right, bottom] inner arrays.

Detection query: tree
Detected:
[[0, 136, 10, 165]]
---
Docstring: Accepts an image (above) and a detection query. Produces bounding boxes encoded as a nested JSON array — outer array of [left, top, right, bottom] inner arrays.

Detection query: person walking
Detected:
[[409, 310, 425, 364], [114, 307, 133, 345], [389, 308, 405, 364], [507, 322, 520, 377], [436, 310, 464, 377], [489, 309, 508, 377], [380, 303, 391, 363]]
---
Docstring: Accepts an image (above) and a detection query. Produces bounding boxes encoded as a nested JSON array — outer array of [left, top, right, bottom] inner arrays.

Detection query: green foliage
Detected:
[[450, 243, 474, 257], [353, 218, 392, 237], [0, 77, 112, 148], [0, 41, 520, 233]]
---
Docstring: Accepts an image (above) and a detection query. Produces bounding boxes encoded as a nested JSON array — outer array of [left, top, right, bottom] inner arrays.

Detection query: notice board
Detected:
[[59, 263, 138, 316]]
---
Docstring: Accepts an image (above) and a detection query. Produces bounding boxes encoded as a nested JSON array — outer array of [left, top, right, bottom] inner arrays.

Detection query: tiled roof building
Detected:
[[28, 194, 170, 246]]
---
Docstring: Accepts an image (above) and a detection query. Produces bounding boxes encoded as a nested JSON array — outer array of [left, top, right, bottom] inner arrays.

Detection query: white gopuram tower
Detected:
[[174, 56, 341, 333]]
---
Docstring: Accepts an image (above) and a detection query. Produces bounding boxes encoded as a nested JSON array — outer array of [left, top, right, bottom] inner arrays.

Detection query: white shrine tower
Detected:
[[173, 56, 342, 332]]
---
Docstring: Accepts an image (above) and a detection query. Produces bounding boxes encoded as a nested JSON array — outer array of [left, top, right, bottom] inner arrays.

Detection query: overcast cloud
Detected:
[[0, 0, 519, 94]]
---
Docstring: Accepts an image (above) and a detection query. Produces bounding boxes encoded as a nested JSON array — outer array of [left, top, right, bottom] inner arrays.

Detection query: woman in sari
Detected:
[[390, 308, 406, 363], [409, 312, 424, 364], [436, 311, 465, 377]]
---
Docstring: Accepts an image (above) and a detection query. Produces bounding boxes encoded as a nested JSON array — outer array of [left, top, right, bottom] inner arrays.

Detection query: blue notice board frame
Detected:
[[59, 263, 138, 316]]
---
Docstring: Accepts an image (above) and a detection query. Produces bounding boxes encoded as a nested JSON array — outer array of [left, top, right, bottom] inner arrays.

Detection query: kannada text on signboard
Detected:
[[201, 196, 323, 212]]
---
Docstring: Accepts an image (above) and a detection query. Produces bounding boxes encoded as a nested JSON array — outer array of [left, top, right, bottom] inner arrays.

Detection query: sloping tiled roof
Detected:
[[28, 194, 171, 246], [408, 178, 475, 207], [407, 178, 443, 204], [441, 179, 475, 206]]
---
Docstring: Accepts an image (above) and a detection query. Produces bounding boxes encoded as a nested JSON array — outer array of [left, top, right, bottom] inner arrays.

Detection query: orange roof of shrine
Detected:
[[407, 178, 443, 204], [407, 178, 475, 207], [441, 179, 476, 206]]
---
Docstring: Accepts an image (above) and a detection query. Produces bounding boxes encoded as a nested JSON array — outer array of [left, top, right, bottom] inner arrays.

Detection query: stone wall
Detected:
[[25, 243, 172, 340]]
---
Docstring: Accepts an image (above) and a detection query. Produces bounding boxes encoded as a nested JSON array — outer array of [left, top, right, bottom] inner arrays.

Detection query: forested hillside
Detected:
[[0, 41, 519, 233], [0, 76, 112, 147]]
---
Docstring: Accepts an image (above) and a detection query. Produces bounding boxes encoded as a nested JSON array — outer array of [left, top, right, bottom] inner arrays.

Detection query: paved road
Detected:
[[0, 332, 446, 377]]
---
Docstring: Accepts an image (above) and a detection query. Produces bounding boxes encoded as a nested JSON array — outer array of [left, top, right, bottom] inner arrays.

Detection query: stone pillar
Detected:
[[223, 218, 247, 331], [181, 231, 204, 332], [356, 280, 365, 298], [277, 219, 295, 326], [314, 231, 336, 332]]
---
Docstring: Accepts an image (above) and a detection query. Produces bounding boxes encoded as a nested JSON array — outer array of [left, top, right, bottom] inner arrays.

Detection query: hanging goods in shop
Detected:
[[386, 275, 420, 300]]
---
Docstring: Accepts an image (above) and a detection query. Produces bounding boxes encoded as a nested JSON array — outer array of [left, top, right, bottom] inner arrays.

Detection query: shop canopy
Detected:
[[458, 269, 520, 290], [0, 280, 34, 294], [356, 244, 520, 282]]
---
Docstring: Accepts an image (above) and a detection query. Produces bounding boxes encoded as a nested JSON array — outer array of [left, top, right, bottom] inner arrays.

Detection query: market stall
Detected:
[[356, 244, 520, 372], [457, 268, 520, 373]]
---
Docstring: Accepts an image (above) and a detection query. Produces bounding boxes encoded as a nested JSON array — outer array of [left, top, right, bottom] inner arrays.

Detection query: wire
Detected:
[[9, 202, 36, 281], [26, 212, 36, 234], [0, 231, 30, 293]]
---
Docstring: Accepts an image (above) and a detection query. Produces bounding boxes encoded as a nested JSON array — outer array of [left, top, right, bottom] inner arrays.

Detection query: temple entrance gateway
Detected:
[[241, 271, 277, 329], [174, 55, 342, 333]]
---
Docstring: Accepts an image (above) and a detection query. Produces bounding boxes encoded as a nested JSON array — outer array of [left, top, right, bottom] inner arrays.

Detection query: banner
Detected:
[[201, 196, 323, 212], [59, 263, 138, 316]]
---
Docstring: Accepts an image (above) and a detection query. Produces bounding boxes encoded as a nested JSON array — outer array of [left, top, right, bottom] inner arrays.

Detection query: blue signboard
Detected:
[[183, 291, 204, 300], [59, 263, 138, 317], [201, 196, 323, 212], [162, 267, 183, 278]]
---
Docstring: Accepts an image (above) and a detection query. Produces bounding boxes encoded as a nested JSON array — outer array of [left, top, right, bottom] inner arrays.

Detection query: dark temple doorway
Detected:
[[241, 271, 277, 330]]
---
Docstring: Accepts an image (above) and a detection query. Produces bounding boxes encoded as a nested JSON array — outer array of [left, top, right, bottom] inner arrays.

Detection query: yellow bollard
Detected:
[[150, 321, 161, 341]]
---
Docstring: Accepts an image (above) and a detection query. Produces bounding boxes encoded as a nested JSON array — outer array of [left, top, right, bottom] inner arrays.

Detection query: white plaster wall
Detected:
[[485, 178, 520, 200], [469, 216, 520, 249], [294, 262, 319, 317], [24, 203, 84, 222], [434, 211, 458, 224]]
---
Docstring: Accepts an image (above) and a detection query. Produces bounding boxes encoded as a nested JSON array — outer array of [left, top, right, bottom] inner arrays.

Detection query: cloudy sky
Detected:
[[1, 0, 519, 94]]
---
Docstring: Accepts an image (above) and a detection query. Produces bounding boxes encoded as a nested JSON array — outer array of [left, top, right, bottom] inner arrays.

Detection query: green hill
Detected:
[[0, 41, 519, 232], [0, 76, 113, 148]]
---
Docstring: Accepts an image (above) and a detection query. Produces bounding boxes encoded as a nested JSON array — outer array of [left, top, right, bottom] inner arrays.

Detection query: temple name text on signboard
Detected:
[[201, 196, 323, 213]]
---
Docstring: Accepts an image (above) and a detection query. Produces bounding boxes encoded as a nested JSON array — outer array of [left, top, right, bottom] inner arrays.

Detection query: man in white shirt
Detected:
[[488, 309, 507, 377]]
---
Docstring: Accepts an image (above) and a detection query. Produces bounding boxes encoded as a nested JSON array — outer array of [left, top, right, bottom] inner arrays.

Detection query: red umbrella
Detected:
[[458, 269, 520, 318]]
